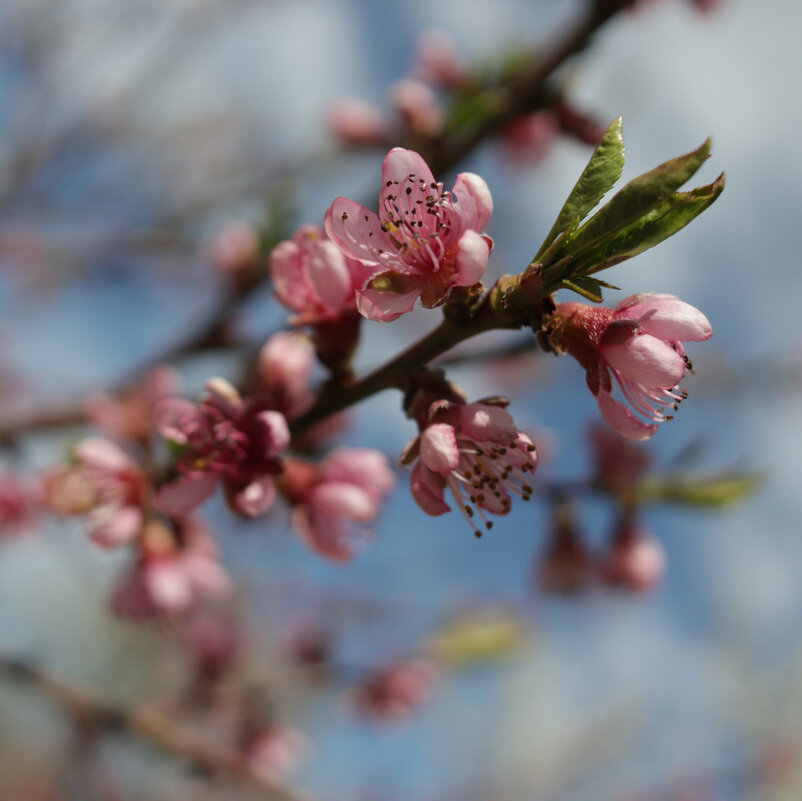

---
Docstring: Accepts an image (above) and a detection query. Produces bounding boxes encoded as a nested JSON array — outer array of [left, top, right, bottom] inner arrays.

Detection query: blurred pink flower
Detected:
[[245, 727, 309, 783], [349, 658, 438, 721], [552, 293, 712, 440], [0, 470, 41, 539], [501, 110, 559, 164], [156, 378, 289, 517], [325, 147, 493, 321], [44, 437, 149, 548], [412, 29, 469, 89], [208, 221, 260, 276], [388, 78, 444, 137], [327, 97, 389, 146], [112, 515, 231, 619], [270, 224, 366, 325], [257, 331, 316, 420], [599, 520, 666, 593], [405, 399, 537, 536], [280, 447, 395, 561], [86, 365, 179, 447]]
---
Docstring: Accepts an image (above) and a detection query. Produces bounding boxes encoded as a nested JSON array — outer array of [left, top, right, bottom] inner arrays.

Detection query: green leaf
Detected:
[[638, 471, 761, 507], [426, 609, 528, 667], [564, 137, 713, 258], [560, 276, 605, 302], [535, 117, 625, 260], [564, 173, 725, 276]]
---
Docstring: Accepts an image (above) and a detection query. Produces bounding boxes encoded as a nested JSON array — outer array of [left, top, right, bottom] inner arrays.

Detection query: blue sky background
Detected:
[[1, 0, 801, 798]]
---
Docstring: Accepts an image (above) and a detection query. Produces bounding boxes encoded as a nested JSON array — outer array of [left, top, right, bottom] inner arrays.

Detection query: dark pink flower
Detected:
[[156, 378, 289, 517], [280, 448, 395, 561], [599, 520, 666, 593], [270, 225, 367, 325], [536, 505, 593, 595], [552, 293, 712, 440], [405, 400, 537, 536], [45, 437, 149, 548], [112, 515, 231, 619], [349, 658, 438, 721], [0, 470, 41, 539], [325, 148, 493, 321]]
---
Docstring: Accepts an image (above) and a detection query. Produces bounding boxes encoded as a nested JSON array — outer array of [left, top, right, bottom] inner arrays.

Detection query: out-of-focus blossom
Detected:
[[112, 515, 231, 619], [244, 727, 309, 783], [550, 294, 712, 440], [44, 438, 149, 548], [587, 423, 651, 491], [156, 378, 289, 517], [184, 612, 239, 693], [327, 97, 389, 146], [388, 79, 444, 137], [404, 399, 537, 537], [257, 331, 316, 419], [349, 658, 438, 721], [0, 470, 41, 540], [599, 520, 666, 593], [86, 365, 180, 447], [501, 110, 559, 164], [325, 147, 493, 321], [279, 447, 395, 561], [536, 505, 593, 594], [208, 221, 260, 276], [413, 29, 469, 89], [270, 225, 366, 325]]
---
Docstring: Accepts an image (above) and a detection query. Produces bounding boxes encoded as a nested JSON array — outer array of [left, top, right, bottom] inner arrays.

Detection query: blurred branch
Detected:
[[0, 652, 314, 801]]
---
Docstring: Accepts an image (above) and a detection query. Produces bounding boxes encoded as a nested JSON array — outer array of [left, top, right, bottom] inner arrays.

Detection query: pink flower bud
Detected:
[[208, 222, 260, 276], [349, 659, 438, 721], [388, 78, 445, 137], [327, 98, 389, 146], [413, 29, 469, 89], [599, 521, 666, 593]]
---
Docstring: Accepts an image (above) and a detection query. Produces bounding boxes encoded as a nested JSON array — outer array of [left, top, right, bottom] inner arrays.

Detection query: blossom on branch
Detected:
[[279, 448, 395, 561], [44, 437, 149, 547], [548, 293, 712, 441], [270, 224, 367, 325], [404, 399, 537, 537], [156, 378, 289, 517], [325, 147, 493, 321]]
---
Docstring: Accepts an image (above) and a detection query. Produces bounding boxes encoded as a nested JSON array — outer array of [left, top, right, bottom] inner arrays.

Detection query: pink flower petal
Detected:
[[452, 172, 493, 230], [254, 410, 290, 455], [154, 398, 201, 444], [306, 238, 354, 310], [419, 423, 460, 477], [309, 482, 376, 522], [233, 476, 276, 516], [597, 391, 658, 441], [381, 147, 436, 189], [88, 505, 143, 548], [454, 229, 490, 287], [157, 473, 218, 514], [602, 334, 685, 388], [74, 437, 135, 472], [458, 402, 518, 443], [617, 293, 712, 342], [320, 448, 396, 498], [410, 462, 450, 515], [324, 198, 395, 266], [355, 286, 421, 322]]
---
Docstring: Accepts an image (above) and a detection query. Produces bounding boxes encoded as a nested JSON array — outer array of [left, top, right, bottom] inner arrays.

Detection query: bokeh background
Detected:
[[1, 0, 801, 798]]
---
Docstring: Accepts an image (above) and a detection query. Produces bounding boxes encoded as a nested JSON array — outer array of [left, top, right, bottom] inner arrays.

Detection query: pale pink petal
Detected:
[[602, 334, 685, 388], [154, 398, 201, 444], [454, 229, 490, 287], [477, 486, 511, 515], [309, 482, 376, 521], [269, 240, 305, 309], [355, 286, 421, 322], [157, 473, 218, 514], [452, 172, 493, 230], [233, 476, 276, 516], [292, 507, 354, 562], [381, 147, 436, 189], [320, 448, 396, 498], [410, 462, 450, 515], [458, 403, 518, 443], [146, 560, 193, 612], [182, 553, 232, 598], [88, 505, 143, 548], [597, 392, 658, 441], [419, 423, 460, 477], [74, 438, 135, 472], [255, 410, 290, 455], [306, 239, 354, 310], [204, 378, 242, 413], [324, 198, 395, 266], [618, 294, 712, 342]]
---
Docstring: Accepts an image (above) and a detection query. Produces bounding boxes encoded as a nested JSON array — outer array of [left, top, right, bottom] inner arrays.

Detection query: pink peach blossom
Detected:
[[327, 97, 389, 146], [257, 331, 316, 419], [413, 29, 469, 89], [44, 437, 149, 548], [349, 658, 438, 721], [325, 147, 493, 321], [156, 378, 289, 517], [280, 448, 395, 562], [112, 515, 231, 619], [405, 400, 537, 536], [552, 293, 712, 440], [388, 79, 444, 137], [0, 471, 41, 539], [599, 520, 666, 593], [208, 221, 260, 276], [270, 224, 367, 325]]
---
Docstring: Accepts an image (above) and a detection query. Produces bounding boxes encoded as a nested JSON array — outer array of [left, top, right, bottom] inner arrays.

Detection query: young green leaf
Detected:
[[638, 472, 760, 507], [535, 117, 625, 260]]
